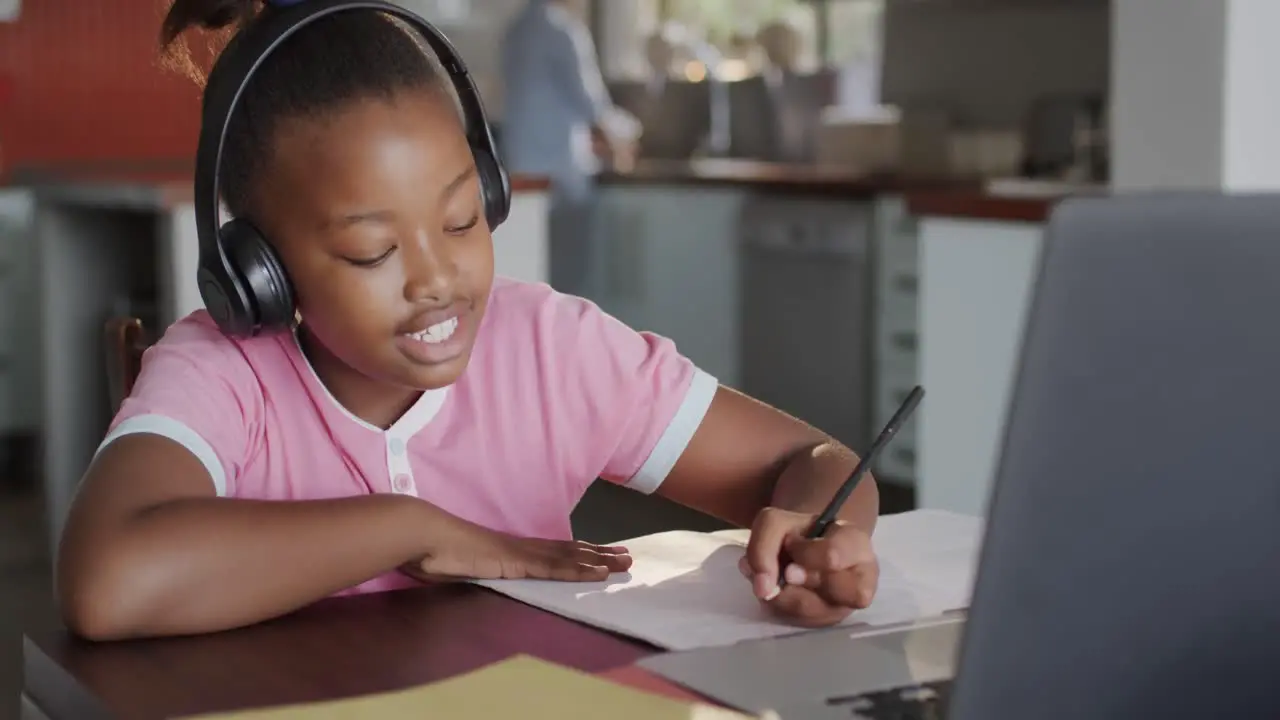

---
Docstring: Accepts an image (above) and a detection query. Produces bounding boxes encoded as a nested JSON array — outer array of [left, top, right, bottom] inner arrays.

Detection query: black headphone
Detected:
[[194, 0, 511, 338]]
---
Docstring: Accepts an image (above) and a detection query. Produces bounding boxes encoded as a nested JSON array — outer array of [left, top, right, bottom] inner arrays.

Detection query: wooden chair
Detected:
[[104, 317, 151, 413]]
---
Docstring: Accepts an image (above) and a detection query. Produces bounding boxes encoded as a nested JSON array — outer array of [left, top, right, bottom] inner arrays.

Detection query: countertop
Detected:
[[602, 159, 1110, 222], [2, 160, 551, 210], [906, 191, 1064, 223], [600, 158, 978, 198], [5, 158, 1106, 223], [906, 179, 1109, 223]]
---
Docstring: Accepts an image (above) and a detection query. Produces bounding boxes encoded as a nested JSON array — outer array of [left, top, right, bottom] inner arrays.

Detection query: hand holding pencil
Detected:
[[740, 510, 879, 627], [739, 386, 924, 628]]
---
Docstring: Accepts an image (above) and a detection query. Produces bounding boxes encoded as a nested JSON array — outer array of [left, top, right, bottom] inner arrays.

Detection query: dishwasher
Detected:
[[738, 197, 873, 453]]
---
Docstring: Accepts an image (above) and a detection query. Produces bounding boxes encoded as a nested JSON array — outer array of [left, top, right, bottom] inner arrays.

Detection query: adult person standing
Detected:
[[500, 0, 637, 297]]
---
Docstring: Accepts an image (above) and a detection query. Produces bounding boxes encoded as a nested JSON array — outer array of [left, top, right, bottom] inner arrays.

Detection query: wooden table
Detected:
[[22, 584, 694, 719]]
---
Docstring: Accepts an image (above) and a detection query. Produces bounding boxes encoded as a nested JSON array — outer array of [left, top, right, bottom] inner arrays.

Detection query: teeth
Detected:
[[408, 317, 458, 344]]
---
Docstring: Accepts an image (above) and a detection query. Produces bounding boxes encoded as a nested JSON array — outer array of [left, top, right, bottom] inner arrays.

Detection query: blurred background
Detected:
[[8, 0, 1245, 714]]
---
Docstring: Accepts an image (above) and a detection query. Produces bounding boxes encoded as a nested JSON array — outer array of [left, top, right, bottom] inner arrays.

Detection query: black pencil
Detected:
[[774, 385, 924, 591], [806, 385, 924, 540]]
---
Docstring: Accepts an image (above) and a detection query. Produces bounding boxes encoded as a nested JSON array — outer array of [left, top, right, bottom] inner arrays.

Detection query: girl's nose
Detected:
[[402, 229, 458, 303]]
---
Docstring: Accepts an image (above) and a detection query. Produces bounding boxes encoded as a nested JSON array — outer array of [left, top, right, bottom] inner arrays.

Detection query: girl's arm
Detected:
[[57, 433, 576, 641], [650, 386, 879, 626], [651, 385, 877, 533]]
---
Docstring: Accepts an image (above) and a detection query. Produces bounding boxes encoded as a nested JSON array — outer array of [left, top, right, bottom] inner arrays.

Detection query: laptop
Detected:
[[640, 193, 1280, 719]]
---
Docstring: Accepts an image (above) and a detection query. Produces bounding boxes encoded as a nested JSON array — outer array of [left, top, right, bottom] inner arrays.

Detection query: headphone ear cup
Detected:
[[474, 149, 511, 230], [221, 218, 297, 335], [199, 222, 257, 338]]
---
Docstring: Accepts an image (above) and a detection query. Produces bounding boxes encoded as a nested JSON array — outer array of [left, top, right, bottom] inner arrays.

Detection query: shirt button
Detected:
[[388, 438, 406, 456], [392, 473, 414, 495]]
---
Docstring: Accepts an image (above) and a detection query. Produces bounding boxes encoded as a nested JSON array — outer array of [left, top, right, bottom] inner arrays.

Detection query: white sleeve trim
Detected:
[[624, 368, 719, 495], [95, 413, 228, 496]]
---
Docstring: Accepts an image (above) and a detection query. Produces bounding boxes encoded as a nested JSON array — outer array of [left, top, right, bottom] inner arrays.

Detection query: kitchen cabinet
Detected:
[[593, 186, 746, 389], [870, 195, 922, 485], [739, 196, 874, 454], [0, 189, 35, 434], [916, 215, 1045, 516]]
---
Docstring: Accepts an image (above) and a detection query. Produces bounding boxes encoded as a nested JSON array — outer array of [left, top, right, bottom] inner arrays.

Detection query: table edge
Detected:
[[23, 634, 117, 720]]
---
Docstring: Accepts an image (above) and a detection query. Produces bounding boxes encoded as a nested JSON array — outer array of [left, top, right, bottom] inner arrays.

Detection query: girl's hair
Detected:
[[161, 0, 450, 216]]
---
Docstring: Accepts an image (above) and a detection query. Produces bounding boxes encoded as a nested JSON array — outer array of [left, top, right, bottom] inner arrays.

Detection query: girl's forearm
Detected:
[[57, 494, 474, 640]]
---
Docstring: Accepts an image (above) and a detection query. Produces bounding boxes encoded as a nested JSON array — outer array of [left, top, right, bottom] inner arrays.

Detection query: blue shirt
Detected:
[[500, 0, 611, 200]]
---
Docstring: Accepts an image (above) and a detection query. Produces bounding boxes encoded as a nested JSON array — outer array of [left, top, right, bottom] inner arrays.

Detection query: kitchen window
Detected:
[[600, 0, 883, 81]]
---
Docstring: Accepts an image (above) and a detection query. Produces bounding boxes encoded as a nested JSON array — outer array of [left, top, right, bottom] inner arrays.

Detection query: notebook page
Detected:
[[476, 509, 984, 651]]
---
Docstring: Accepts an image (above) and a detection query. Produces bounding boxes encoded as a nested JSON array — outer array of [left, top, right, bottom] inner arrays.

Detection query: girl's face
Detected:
[[251, 88, 494, 406]]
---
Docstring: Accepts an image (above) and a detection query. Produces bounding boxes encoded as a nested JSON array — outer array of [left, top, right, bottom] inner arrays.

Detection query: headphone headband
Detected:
[[194, 0, 502, 244], [192, 0, 510, 337]]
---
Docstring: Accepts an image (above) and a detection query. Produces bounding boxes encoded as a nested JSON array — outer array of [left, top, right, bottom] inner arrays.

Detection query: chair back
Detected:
[[105, 317, 150, 413]]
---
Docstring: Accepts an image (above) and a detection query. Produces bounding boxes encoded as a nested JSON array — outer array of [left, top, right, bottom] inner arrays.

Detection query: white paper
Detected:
[[476, 509, 984, 651]]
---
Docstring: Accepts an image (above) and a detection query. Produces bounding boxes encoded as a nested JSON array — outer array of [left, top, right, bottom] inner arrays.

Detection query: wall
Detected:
[[880, 0, 1110, 129], [1109, 0, 1223, 190], [1111, 0, 1280, 192], [0, 0, 203, 167], [0, 0, 530, 169]]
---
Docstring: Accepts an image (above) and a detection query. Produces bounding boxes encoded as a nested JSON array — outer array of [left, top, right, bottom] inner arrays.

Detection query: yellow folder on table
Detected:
[[181, 654, 758, 720]]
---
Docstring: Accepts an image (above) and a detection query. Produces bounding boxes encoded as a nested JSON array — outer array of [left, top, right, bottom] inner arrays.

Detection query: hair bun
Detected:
[[162, 0, 260, 47], [160, 0, 263, 85], [197, 0, 257, 29]]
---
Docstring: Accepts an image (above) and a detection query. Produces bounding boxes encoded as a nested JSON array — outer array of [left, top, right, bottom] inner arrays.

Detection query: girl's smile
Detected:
[[395, 299, 473, 366]]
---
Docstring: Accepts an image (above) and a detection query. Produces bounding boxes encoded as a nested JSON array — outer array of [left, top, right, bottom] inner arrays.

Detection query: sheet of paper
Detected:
[[180, 655, 754, 720], [477, 509, 984, 651]]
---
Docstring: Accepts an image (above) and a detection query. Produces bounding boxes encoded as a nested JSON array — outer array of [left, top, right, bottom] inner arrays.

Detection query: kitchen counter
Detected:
[[907, 191, 1062, 223], [910, 179, 1107, 517], [601, 158, 976, 198], [906, 179, 1108, 223]]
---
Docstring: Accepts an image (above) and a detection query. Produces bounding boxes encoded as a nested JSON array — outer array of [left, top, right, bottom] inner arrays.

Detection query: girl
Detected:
[[56, 0, 881, 641]]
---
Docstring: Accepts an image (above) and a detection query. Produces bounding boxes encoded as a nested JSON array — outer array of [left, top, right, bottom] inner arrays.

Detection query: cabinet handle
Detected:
[[891, 332, 918, 352], [892, 274, 918, 294], [893, 447, 916, 465]]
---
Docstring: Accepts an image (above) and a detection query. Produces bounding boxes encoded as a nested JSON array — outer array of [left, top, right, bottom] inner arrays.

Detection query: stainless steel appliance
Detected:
[[739, 196, 872, 452]]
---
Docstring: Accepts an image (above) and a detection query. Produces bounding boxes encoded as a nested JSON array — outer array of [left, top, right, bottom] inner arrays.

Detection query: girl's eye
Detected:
[[342, 246, 395, 268], [446, 214, 480, 235]]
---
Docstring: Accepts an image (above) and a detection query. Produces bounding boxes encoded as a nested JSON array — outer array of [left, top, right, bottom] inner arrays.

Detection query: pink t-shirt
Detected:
[[98, 277, 718, 595]]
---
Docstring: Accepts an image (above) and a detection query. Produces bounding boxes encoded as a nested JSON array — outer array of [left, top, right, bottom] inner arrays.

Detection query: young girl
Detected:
[[56, 0, 881, 641]]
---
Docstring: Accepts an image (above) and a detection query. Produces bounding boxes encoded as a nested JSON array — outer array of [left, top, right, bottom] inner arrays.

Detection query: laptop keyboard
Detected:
[[825, 678, 954, 719]]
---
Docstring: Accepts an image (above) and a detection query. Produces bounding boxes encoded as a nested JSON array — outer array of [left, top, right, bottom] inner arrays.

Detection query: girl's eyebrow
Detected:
[[323, 166, 479, 229], [331, 209, 395, 229], [440, 166, 477, 200]]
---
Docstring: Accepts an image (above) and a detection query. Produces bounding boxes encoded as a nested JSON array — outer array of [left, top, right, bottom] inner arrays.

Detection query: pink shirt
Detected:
[[98, 277, 718, 595]]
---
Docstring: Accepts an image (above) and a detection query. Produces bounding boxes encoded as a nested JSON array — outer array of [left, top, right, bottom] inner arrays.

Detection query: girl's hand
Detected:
[[402, 530, 632, 583], [740, 507, 879, 627]]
